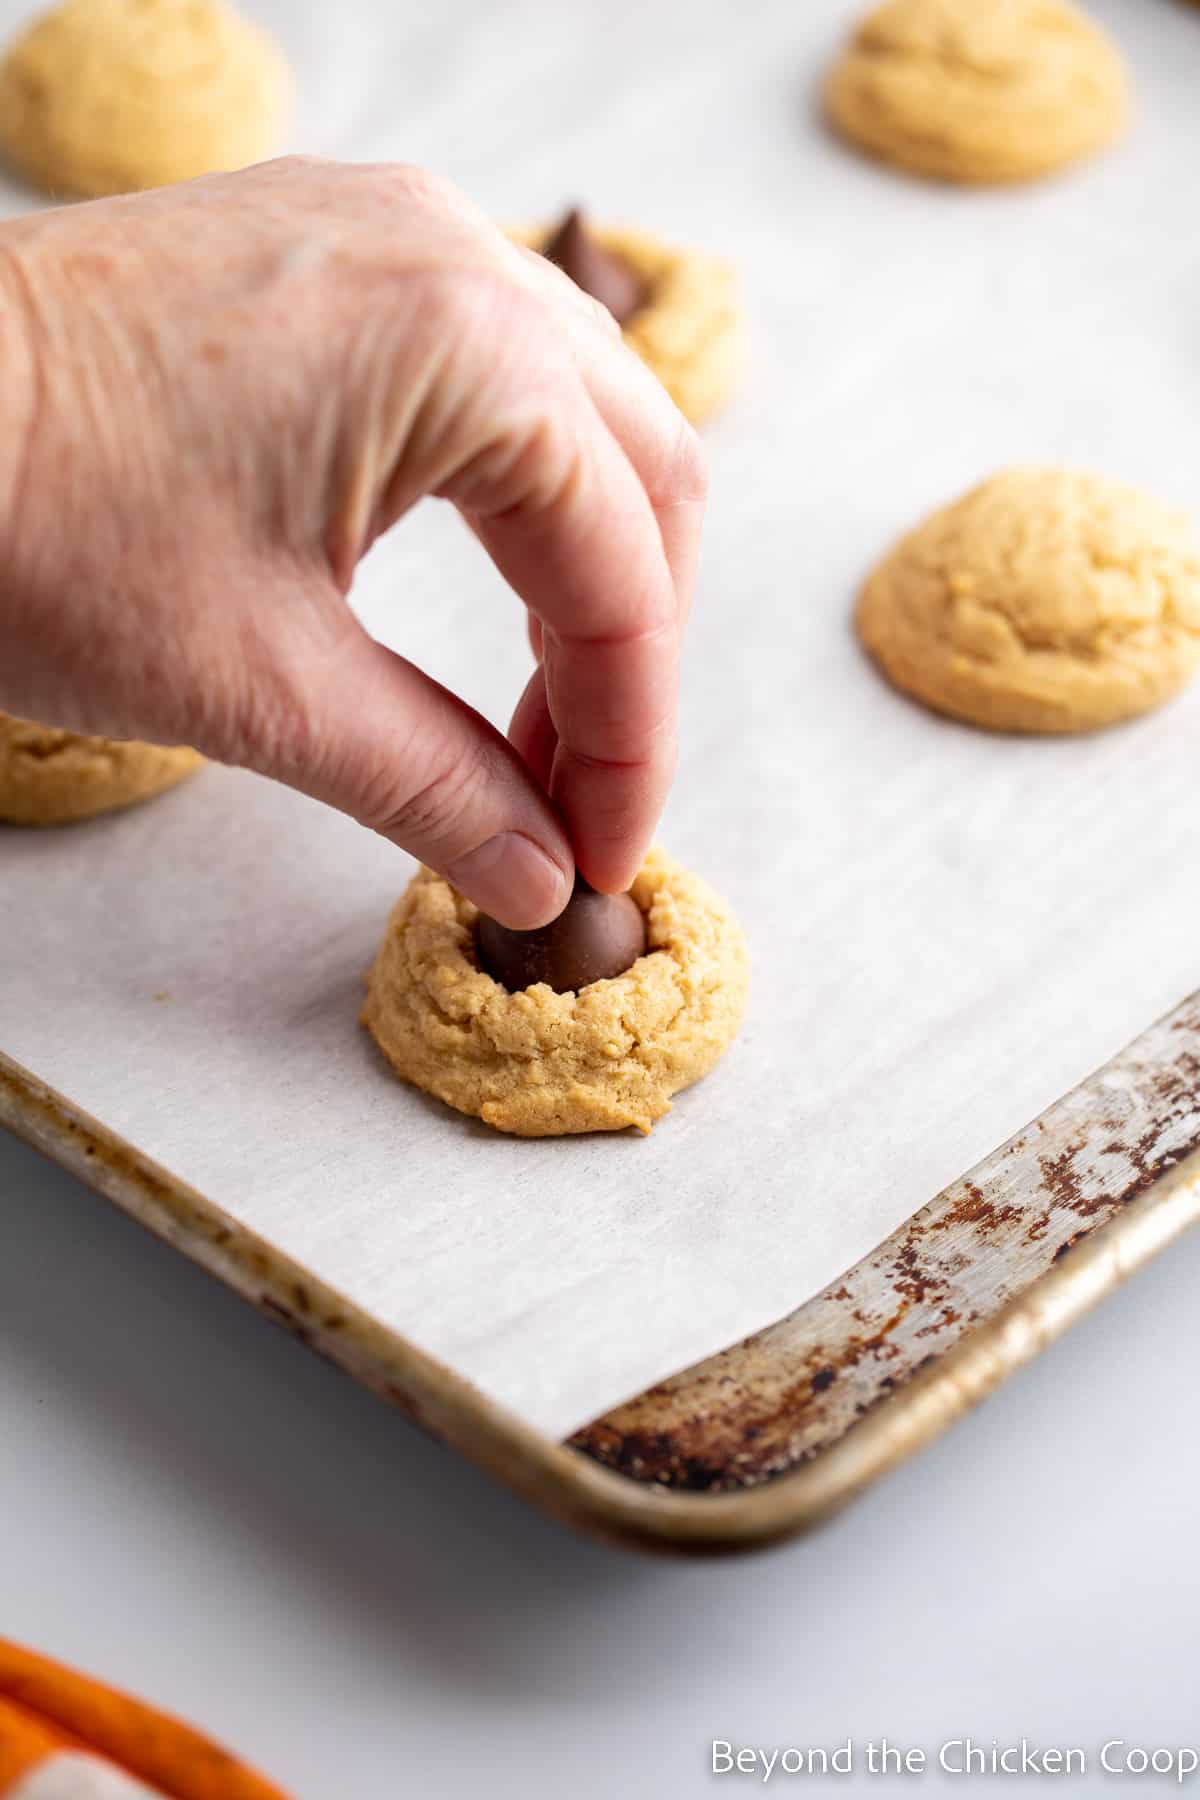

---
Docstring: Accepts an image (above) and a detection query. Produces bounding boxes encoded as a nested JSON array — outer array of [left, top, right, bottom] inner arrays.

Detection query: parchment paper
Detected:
[[2, 0, 1199, 1438]]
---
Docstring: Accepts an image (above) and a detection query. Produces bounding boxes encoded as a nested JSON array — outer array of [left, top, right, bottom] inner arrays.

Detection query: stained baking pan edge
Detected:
[[3, 993, 1199, 1557]]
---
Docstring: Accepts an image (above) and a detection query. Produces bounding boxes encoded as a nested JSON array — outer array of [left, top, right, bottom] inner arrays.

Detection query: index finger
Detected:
[[507, 240, 709, 625], [465, 376, 680, 895]]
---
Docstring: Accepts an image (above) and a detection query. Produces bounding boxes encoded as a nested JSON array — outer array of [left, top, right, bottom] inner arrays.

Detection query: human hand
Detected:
[[0, 157, 706, 925]]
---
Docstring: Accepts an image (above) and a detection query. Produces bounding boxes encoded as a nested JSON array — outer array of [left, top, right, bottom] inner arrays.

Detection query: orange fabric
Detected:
[[0, 1693, 75, 1787], [0, 1641, 290, 1800]]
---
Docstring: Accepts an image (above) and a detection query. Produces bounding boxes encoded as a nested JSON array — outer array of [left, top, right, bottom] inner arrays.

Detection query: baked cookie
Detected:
[[0, 0, 291, 199], [856, 469, 1200, 734], [516, 218, 743, 426], [362, 848, 749, 1137], [825, 0, 1128, 186], [0, 713, 203, 824]]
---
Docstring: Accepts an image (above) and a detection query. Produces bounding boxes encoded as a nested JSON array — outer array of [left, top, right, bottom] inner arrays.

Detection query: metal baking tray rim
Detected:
[[5, 1034, 1198, 1557]]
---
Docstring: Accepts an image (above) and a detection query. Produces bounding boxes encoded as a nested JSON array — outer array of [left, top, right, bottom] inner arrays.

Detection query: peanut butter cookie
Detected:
[[825, 0, 1128, 186], [856, 469, 1200, 734], [0, 713, 203, 824], [0, 0, 291, 198], [362, 848, 750, 1137]]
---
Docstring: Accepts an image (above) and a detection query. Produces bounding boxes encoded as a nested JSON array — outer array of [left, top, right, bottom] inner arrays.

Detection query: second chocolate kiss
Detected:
[[476, 876, 647, 995], [542, 207, 646, 327]]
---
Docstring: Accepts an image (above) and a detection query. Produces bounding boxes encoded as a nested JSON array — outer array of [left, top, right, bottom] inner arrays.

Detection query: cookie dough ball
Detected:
[[0, 713, 203, 824], [856, 469, 1200, 734], [0, 0, 291, 199], [517, 218, 743, 426], [825, 0, 1128, 186], [362, 848, 750, 1137]]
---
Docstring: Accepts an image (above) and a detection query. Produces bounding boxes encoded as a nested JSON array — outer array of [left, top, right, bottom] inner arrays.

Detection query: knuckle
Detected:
[[389, 162, 451, 201], [684, 424, 709, 499], [446, 410, 577, 519], [634, 409, 708, 513], [563, 282, 621, 341], [426, 278, 580, 517], [262, 152, 327, 180], [376, 162, 472, 222], [667, 412, 708, 506]]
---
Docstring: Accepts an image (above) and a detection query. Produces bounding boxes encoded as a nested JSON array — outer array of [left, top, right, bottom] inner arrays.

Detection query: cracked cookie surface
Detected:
[[0, 713, 203, 823], [515, 222, 743, 426], [362, 848, 750, 1137], [856, 469, 1200, 734], [0, 0, 291, 198], [825, 0, 1128, 185]]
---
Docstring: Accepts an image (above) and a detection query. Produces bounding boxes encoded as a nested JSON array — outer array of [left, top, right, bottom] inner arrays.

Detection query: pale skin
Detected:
[[0, 157, 706, 927]]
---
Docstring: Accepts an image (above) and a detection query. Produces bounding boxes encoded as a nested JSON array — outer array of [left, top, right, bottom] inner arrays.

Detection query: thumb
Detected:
[[235, 621, 574, 930]]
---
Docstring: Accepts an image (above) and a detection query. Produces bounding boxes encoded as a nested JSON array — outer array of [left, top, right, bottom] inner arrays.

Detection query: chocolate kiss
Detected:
[[542, 207, 646, 326], [476, 875, 647, 994]]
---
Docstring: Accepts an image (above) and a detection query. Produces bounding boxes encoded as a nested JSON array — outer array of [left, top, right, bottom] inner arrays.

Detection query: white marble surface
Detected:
[[2, 1127, 1198, 1798]]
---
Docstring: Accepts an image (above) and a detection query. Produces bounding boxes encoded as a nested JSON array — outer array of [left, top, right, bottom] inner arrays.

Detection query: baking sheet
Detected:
[[3, 0, 1200, 1440]]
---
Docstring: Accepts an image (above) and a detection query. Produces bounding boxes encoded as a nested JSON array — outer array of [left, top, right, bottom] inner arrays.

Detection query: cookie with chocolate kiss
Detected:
[[362, 848, 750, 1136]]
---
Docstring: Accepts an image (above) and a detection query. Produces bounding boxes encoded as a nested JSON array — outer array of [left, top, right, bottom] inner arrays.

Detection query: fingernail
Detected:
[[448, 832, 570, 929]]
